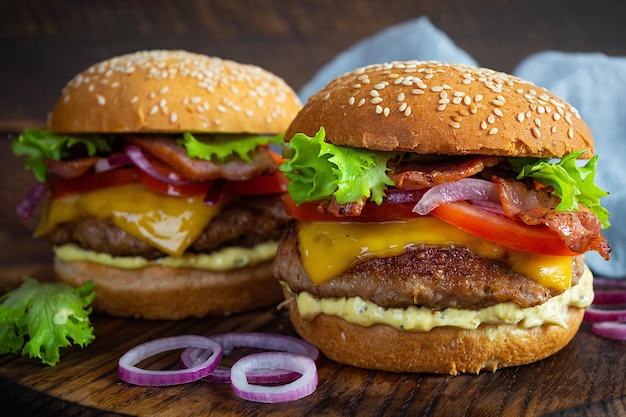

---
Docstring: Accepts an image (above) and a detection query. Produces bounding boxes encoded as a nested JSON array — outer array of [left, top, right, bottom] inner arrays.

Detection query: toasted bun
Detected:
[[283, 287, 585, 375], [48, 50, 301, 134], [286, 61, 593, 158], [54, 257, 283, 320]]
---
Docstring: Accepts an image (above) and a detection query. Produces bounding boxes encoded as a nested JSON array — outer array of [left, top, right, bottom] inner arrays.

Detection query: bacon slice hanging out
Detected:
[[45, 157, 99, 179], [125, 136, 277, 181], [494, 177, 611, 260], [390, 155, 504, 189]]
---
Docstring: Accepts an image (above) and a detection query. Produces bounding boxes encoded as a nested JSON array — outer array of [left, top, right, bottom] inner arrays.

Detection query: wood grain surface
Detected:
[[1, 1, 626, 416]]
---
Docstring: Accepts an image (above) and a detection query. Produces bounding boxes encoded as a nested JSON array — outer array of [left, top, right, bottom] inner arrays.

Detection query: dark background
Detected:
[[1, 0, 625, 132]]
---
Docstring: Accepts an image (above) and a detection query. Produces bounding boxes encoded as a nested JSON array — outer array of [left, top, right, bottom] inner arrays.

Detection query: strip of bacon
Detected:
[[125, 136, 277, 181], [390, 155, 504, 189], [45, 157, 98, 179], [494, 177, 611, 260]]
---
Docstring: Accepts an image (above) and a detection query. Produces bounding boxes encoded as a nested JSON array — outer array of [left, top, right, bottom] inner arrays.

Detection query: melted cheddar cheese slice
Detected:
[[36, 184, 224, 257], [297, 218, 572, 290]]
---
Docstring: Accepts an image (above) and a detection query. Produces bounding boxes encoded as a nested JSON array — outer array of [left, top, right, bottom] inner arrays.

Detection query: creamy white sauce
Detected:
[[53, 241, 278, 271], [284, 265, 594, 331]]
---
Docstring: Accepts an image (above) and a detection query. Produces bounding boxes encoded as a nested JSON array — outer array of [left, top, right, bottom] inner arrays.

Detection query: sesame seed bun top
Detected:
[[48, 50, 302, 135], [285, 61, 594, 158]]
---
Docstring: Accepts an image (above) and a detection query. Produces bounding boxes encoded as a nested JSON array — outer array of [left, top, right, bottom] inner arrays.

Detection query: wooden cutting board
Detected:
[[2, 273, 626, 417]]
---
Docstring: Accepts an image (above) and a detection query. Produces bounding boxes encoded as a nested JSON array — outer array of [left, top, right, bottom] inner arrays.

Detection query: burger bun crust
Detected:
[[283, 288, 585, 375], [55, 257, 284, 320], [49, 50, 302, 135], [287, 61, 593, 158]]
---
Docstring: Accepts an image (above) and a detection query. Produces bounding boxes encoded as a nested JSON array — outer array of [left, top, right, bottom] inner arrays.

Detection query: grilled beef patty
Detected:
[[275, 221, 584, 311], [48, 195, 289, 258]]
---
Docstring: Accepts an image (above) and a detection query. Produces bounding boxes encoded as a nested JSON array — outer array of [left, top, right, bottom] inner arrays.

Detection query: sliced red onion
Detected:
[[383, 189, 426, 204], [230, 352, 318, 403], [15, 183, 49, 220], [592, 291, 626, 306], [591, 322, 626, 340], [583, 307, 626, 323], [118, 335, 222, 386], [412, 178, 500, 215], [94, 154, 132, 173], [203, 178, 227, 206], [180, 332, 320, 383], [124, 145, 191, 186]]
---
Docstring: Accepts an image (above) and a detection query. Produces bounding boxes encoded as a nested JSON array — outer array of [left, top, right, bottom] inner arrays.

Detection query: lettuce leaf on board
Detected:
[[0, 277, 95, 366]]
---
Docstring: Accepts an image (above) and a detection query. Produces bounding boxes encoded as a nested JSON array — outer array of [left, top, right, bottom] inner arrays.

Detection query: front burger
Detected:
[[274, 61, 611, 374], [12, 50, 302, 319]]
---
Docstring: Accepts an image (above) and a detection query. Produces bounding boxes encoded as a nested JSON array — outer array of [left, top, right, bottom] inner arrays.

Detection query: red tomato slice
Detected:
[[431, 201, 578, 256], [281, 194, 423, 222], [51, 168, 140, 199], [227, 171, 287, 196]]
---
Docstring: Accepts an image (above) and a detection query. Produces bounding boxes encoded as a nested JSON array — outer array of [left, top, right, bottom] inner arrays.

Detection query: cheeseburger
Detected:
[[275, 61, 611, 374], [12, 50, 302, 319]]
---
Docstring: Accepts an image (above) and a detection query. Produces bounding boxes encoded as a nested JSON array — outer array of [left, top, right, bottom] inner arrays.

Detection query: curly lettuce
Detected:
[[508, 150, 610, 229], [280, 127, 398, 205], [11, 129, 112, 182], [179, 132, 282, 163], [0, 277, 95, 366]]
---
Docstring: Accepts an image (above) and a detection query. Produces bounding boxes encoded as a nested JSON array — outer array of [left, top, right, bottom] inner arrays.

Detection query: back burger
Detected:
[[12, 50, 302, 319]]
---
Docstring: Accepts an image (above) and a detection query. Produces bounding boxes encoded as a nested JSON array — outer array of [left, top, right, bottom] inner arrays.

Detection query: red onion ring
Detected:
[[230, 352, 318, 403], [591, 322, 626, 340], [591, 291, 626, 306], [118, 335, 222, 386], [180, 332, 320, 383], [203, 178, 227, 206], [94, 153, 132, 173], [15, 183, 49, 220], [124, 145, 191, 186], [412, 178, 500, 215], [383, 189, 426, 204], [583, 307, 626, 323]]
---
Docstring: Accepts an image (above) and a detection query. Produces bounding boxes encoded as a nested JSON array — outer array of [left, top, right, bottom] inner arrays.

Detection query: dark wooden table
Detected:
[[1, 1, 626, 416]]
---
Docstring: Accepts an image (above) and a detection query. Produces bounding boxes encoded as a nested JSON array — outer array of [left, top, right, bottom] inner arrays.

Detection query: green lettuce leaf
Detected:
[[11, 129, 112, 182], [0, 277, 95, 366], [508, 150, 610, 229], [178, 132, 282, 163], [280, 127, 398, 205]]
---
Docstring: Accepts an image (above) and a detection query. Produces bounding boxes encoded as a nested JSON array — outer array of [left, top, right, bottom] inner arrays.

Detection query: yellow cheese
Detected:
[[297, 218, 572, 290], [36, 184, 224, 257], [283, 265, 594, 332]]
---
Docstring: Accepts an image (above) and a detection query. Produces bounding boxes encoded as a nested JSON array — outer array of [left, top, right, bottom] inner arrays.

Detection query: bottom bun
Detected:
[[54, 257, 283, 320], [283, 288, 585, 375]]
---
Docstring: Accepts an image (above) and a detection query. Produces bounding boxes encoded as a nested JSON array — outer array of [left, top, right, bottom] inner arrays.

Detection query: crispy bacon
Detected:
[[125, 136, 277, 181], [494, 177, 611, 260], [45, 157, 98, 179], [390, 155, 504, 189]]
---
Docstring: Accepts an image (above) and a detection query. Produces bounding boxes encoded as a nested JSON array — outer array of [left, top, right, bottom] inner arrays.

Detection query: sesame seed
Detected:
[[431, 85, 444, 92], [159, 98, 167, 108], [532, 127, 541, 138], [371, 97, 383, 104], [149, 91, 156, 99], [96, 94, 106, 105], [149, 105, 159, 115], [553, 113, 561, 121], [397, 92, 405, 101], [370, 90, 380, 97], [492, 99, 505, 107], [535, 118, 542, 127], [450, 122, 461, 129], [348, 97, 355, 105], [412, 89, 424, 95], [463, 96, 472, 105], [517, 112, 525, 122], [217, 104, 227, 112], [191, 96, 201, 104], [452, 97, 463, 104], [489, 127, 498, 135], [488, 114, 495, 124], [404, 106, 412, 116], [399, 102, 407, 112], [551, 125, 557, 134], [437, 104, 447, 111], [374, 83, 386, 90], [565, 114, 573, 125], [568, 128, 574, 139], [353, 83, 362, 88], [474, 94, 483, 102], [170, 112, 178, 123], [130, 96, 139, 104], [383, 107, 390, 117], [245, 110, 254, 117], [493, 108, 503, 117], [480, 121, 488, 130], [358, 98, 366, 107], [469, 103, 478, 114], [451, 115, 462, 122], [159, 86, 169, 94], [458, 108, 469, 117], [375, 105, 383, 114]]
